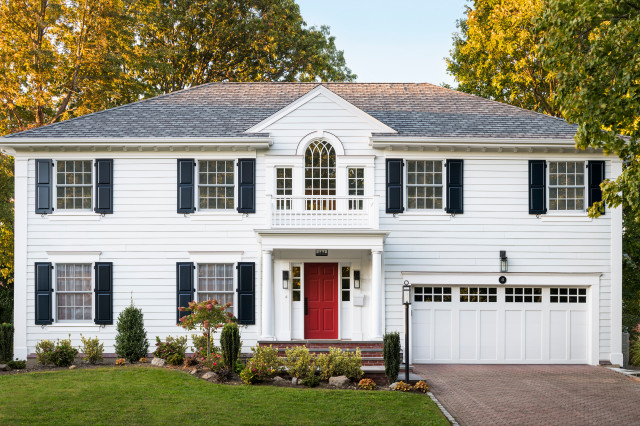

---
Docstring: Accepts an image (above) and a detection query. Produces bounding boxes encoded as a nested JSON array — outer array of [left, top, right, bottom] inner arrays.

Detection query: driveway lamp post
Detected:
[[403, 280, 411, 383]]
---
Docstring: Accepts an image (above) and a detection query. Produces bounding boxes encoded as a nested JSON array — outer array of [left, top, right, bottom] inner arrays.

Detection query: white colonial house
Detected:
[[1, 83, 623, 367]]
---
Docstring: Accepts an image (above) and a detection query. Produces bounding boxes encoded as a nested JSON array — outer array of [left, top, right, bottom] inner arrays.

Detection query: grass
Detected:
[[0, 367, 448, 425]]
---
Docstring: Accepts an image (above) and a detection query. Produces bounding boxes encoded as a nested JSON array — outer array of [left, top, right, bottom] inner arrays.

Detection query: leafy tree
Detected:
[[446, 0, 560, 116], [622, 205, 640, 338], [134, 0, 355, 94], [0, 154, 13, 324], [539, 0, 640, 218]]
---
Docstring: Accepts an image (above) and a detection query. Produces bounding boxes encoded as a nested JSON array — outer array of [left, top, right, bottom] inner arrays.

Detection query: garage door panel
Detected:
[[525, 311, 543, 361], [505, 310, 523, 361], [434, 310, 452, 361], [459, 310, 477, 360], [549, 310, 568, 361], [413, 309, 432, 362], [570, 311, 588, 362], [480, 310, 498, 361]]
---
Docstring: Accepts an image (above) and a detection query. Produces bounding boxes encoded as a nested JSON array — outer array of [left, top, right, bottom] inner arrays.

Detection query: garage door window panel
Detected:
[[460, 287, 497, 302], [414, 286, 451, 302], [505, 287, 542, 303], [550, 287, 587, 304]]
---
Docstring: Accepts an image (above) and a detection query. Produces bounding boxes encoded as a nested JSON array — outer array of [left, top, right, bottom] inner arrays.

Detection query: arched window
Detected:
[[305, 140, 336, 209]]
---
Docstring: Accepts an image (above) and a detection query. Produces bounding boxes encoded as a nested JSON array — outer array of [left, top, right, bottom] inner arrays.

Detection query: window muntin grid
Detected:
[[276, 167, 293, 210], [348, 168, 365, 210], [414, 286, 452, 302], [406, 160, 443, 210], [197, 264, 234, 307], [56, 264, 92, 321], [548, 161, 585, 211], [305, 140, 336, 210], [550, 287, 587, 304], [292, 265, 301, 302], [341, 266, 350, 302], [56, 160, 93, 210], [460, 287, 497, 302], [198, 160, 235, 210], [505, 287, 542, 303]]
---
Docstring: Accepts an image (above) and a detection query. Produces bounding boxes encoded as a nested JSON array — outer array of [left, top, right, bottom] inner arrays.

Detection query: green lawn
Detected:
[[0, 367, 448, 425]]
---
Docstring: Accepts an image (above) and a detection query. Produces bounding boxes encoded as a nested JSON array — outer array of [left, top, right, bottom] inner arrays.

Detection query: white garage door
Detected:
[[412, 286, 590, 364]]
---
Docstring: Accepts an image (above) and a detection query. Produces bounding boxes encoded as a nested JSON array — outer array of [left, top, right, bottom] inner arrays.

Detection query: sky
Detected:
[[296, 0, 469, 86]]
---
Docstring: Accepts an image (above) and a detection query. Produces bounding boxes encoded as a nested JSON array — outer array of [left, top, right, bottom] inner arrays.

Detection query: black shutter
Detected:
[[94, 262, 113, 325], [35, 262, 53, 324], [35, 159, 53, 214], [94, 159, 113, 214], [176, 262, 194, 323], [177, 159, 195, 213], [588, 161, 605, 215], [386, 159, 404, 213], [529, 160, 547, 214], [446, 159, 464, 214], [237, 159, 256, 213], [236, 262, 255, 325]]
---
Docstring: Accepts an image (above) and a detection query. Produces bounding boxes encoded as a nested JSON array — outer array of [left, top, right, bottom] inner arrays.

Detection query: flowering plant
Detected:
[[178, 299, 234, 357], [358, 378, 377, 390], [239, 346, 282, 384], [202, 353, 223, 372], [139, 357, 148, 363], [154, 336, 187, 366], [413, 380, 429, 393], [393, 381, 413, 392], [115, 358, 126, 366]]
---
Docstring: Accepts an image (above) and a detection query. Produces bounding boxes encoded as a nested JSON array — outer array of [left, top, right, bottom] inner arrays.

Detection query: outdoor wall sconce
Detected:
[[403, 280, 412, 305], [500, 250, 508, 273], [354, 270, 361, 289], [282, 270, 290, 289]]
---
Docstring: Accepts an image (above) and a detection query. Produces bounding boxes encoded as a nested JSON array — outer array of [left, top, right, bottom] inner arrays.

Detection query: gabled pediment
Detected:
[[244, 85, 397, 134]]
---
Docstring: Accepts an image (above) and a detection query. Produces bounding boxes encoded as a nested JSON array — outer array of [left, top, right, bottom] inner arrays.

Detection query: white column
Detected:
[[13, 158, 28, 359], [261, 250, 274, 340], [610, 160, 623, 366], [371, 250, 383, 339]]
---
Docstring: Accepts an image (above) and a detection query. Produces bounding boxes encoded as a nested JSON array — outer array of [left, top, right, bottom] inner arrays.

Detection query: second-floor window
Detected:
[[348, 167, 364, 210], [276, 167, 292, 210], [406, 160, 443, 210], [199, 160, 234, 210], [548, 161, 585, 211], [57, 160, 92, 210], [305, 140, 336, 210]]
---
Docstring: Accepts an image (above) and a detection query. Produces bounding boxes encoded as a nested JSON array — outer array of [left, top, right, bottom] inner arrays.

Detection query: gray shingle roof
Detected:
[[3, 82, 577, 139]]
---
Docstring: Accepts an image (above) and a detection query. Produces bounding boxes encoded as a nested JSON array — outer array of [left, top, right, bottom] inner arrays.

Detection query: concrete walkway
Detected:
[[414, 365, 640, 426]]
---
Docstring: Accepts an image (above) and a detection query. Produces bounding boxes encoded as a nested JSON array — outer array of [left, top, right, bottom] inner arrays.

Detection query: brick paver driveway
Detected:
[[414, 365, 640, 426]]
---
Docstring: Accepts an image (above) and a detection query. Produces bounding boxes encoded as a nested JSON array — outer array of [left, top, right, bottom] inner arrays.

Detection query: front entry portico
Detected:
[[304, 263, 339, 339]]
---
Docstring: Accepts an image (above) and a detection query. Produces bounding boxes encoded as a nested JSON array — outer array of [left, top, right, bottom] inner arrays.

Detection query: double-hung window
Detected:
[[56, 264, 92, 321], [348, 167, 365, 210], [406, 160, 443, 210], [197, 263, 234, 307], [548, 161, 586, 212], [56, 160, 92, 210], [275, 167, 292, 210], [198, 160, 235, 210]]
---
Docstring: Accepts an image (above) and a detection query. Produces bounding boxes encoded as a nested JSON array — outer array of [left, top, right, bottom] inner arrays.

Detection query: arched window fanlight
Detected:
[[305, 140, 336, 209]]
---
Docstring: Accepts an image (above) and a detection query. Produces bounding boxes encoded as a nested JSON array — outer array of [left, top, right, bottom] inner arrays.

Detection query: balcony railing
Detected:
[[268, 195, 379, 229]]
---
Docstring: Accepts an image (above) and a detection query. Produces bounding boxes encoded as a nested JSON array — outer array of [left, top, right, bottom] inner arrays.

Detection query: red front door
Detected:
[[304, 263, 338, 339]]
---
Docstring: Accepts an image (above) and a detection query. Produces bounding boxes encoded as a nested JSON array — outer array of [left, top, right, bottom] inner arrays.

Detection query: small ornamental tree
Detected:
[[114, 303, 149, 363], [178, 299, 234, 357]]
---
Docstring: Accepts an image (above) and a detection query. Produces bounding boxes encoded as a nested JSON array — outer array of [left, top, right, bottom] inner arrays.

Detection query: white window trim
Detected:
[[404, 159, 447, 214], [53, 262, 95, 324], [544, 160, 588, 216], [49, 159, 99, 217], [194, 262, 237, 317], [193, 159, 238, 214]]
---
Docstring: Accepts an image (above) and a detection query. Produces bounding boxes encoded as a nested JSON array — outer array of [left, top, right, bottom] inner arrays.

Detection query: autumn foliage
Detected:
[[178, 299, 234, 357]]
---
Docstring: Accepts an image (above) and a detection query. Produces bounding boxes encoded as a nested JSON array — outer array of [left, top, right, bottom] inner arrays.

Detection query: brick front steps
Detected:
[[257, 340, 414, 385]]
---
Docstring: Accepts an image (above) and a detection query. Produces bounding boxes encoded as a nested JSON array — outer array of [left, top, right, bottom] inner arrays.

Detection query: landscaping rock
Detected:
[[329, 376, 350, 389], [291, 377, 299, 385], [389, 382, 398, 390], [0, 364, 10, 371], [190, 369, 201, 375], [202, 372, 217, 381], [273, 376, 287, 385], [69, 365, 77, 370], [151, 357, 166, 367]]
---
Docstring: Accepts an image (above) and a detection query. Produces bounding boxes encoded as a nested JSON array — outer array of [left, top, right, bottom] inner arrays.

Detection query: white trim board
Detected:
[[245, 85, 397, 134], [402, 272, 602, 287]]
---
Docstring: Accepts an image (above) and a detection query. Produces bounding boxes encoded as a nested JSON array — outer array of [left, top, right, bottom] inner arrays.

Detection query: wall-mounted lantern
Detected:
[[354, 270, 361, 289], [500, 250, 508, 273], [282, 270, 290, 289], [403, 280, 412, 305]]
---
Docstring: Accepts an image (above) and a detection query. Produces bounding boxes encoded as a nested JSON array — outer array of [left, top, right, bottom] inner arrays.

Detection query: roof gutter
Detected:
[[370, 136, 580, 149]]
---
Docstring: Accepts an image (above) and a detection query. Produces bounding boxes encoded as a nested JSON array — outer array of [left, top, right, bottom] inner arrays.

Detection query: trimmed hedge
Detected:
[[0, 323, 13, 362]]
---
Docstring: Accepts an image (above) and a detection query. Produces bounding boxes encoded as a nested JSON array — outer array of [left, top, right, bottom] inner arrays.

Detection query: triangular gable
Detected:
[[244, 85, 397, 134]]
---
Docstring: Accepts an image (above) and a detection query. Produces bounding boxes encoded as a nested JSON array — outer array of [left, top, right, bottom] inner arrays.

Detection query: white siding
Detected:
[[18, 92, 619, 363]]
